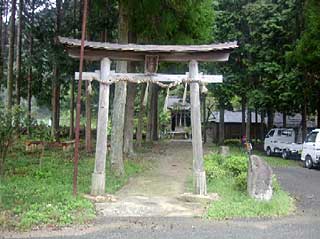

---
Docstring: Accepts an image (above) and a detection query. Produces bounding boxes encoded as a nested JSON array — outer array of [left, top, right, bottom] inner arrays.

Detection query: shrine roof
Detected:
[[59, 37, 238, 62]]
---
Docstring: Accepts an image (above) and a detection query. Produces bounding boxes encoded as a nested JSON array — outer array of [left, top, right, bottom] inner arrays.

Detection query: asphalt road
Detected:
[[3, 164, 320, 239], [273, 166, 320, 217]]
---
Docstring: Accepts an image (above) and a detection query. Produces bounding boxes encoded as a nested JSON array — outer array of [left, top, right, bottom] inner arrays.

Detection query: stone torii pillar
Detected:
[[189, 60, 206, 195], [91, 58, 111, 195]]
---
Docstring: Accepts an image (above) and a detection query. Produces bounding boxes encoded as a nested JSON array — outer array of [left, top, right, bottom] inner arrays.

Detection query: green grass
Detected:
[[206, 177, 295, 219], [211, 144, 300, 168], [255, 152, 300, 168], [0, 142, 144, 230], [205, 146, 295, 220]]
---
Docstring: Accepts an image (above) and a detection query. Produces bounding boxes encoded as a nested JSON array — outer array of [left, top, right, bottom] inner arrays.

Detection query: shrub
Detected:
[[204, 153, 224, 165], [223, 155, 248, 177], [204, 154, 226, 181], [223, 139, 241, 147], [28, 121, 52, 141], [235, 172, 247, 191], [205, 160, 226, 181]]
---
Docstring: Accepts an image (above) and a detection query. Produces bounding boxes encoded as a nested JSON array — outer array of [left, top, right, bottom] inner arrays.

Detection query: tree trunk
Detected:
[[317, 90, 320, 128], [85, 16, 92, 153], [110, 0, 128, 176], [27, 0, 34, 136], [260, 110, 265, 141], [147, 84, 159, 142], [267, 109, 273, 130], [15, 0, 23, 105], [218, 104, 224, 145], [69, 0, 77, 139], [69, 76, 75, 139], [151, 84, 159, 141], [85, 80, 92, 153], [255, 109, 258, 143], [123, 82, 136, 157], [202, 95, 207, 143], [241, 97, 246, 137], [301, 100, 307, 142], [51, 0, 62, 140], [283, 112, 287, 128], [2, 0, 9, 67], [246, 106, 251, 141], [146, 84, 153, 142], [136, 84, 146, 147], [6, 0, 16, 109], [123, 30, 137, 157], [0, 1, 3, 88]]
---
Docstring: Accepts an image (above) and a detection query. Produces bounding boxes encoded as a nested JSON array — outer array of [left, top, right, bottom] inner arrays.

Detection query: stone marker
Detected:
[[219, 146, 230, 157], [247, 155, 273, 201]]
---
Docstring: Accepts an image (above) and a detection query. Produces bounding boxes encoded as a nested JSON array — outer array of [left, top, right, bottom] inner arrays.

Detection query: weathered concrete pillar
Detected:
[[91, 58, 111, 195], [189, 60, 207, 195]]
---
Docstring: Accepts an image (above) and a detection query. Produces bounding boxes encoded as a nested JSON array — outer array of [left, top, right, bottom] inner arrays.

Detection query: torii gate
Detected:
[[59, 37, 238, 196]]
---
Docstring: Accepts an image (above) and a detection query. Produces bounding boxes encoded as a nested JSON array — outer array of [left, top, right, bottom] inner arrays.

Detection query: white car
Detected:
[[264, 128, 302, 159], [301, 129, 320, 169]]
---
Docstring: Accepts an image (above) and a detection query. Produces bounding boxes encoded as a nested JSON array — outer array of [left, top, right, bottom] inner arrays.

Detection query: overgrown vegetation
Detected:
[[0, 141, 144, 231], [204, 150, 295, 219]]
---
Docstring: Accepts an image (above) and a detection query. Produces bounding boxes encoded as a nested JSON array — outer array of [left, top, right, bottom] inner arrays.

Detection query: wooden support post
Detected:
[[189, 60, 207, 195], [91, 58, 111, 195]]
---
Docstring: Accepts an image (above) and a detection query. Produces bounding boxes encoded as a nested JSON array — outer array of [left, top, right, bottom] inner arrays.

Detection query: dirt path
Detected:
[[96, 140, 211, 217]]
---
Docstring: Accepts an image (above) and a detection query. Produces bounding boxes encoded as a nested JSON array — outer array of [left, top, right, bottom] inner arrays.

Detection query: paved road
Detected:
[[3, 164, 320, 239], [273, 166, 320, 217]]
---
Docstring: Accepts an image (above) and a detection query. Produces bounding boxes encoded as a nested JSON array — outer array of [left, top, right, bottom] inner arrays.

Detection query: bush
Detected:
[[235, 172, 247, 191], [205, 159, 226, 181], [204, 153, 224, 165], [223, 155, 248, 177], [223, 139, 241, 147], [204, 154, 226, 181], [28, 121, 52, 141]]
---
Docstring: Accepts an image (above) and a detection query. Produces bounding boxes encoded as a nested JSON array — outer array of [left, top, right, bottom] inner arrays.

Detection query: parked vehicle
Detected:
[[264, 128, 302, 159], [301, 129, 320, 169]]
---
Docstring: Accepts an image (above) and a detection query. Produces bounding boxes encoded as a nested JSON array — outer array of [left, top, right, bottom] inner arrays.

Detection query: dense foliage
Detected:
[[210, 0, 319, 137], [0, 0, 318, 140]]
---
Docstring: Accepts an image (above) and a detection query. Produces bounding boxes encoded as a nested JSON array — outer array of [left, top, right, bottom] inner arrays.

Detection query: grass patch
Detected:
[[205, 149, 295, 220], [206, 176, 295, 219], [0, 142, 144, 231], [211, 145, 300, 168], [256, 152, 300, 168]]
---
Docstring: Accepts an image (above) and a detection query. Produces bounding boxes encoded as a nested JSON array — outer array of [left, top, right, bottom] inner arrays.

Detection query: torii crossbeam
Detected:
[[60, 37, 238, 196]]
